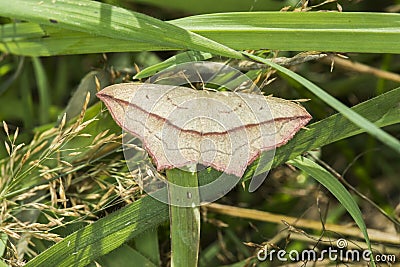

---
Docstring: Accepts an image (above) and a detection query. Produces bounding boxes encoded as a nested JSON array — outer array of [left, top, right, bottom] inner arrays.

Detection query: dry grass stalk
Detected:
[[0, 99, 147, 265]]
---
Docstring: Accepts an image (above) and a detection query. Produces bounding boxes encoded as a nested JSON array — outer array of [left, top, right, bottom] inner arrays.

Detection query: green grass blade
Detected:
[[134, 51, 213, 79], [172, 12, 400, 54], [0, 22, 173, 56], [0, 56, 24, 96], [245, 86, 400, 178], [95, 244, 157, 267], [244, 52, 400, 154], [167, 168, 201, 267], [24, 194, 169, 267], [31, 57, 50, 124], [61, 70, 111, 123], [2, 12, 400, 56], [0, 0, 242, 59], [19, 66, 34, 129], [133, 229, 161, 266], [125, 0, 291, 14], [289, 156, 375, 266]]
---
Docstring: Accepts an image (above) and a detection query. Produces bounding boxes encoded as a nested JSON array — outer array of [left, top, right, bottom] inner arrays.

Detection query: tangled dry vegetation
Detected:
[[0, 95, 148, 266]]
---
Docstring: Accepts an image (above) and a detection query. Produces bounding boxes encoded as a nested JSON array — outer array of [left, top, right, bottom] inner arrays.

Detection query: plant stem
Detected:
[[166, 167, 200, 267], [133, 229, 160, 266]]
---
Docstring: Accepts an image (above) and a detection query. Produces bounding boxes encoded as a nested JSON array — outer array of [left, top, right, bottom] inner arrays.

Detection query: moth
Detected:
[[97, 83, 311, 177]]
